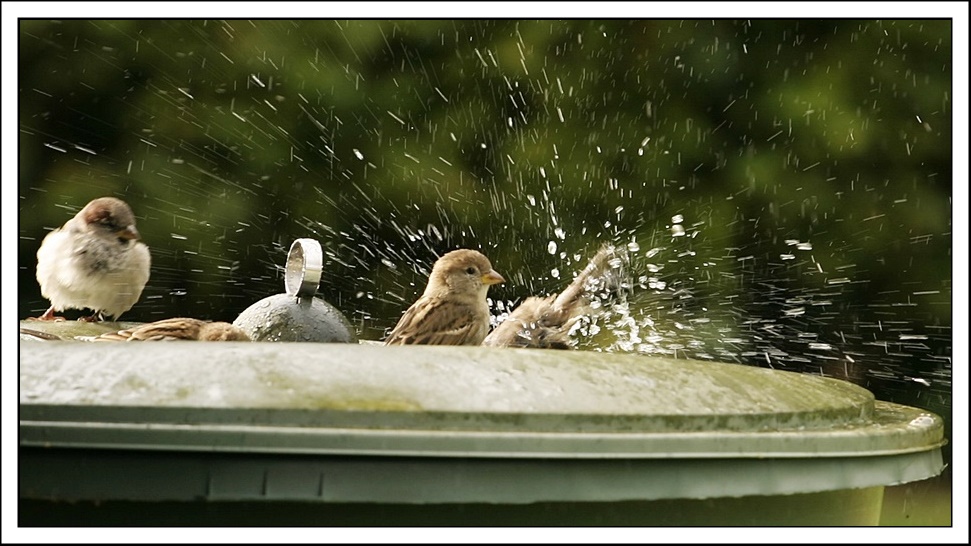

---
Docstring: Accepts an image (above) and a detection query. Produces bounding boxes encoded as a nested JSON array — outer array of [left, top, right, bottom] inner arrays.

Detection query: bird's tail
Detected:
[[552, 243, 629, 312]]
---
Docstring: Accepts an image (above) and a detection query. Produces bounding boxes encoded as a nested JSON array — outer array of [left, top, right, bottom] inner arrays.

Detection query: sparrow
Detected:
[[19, 327, 64, 341], [483, 243, 627, 349], [34, 197, 151, 322], [384, 249, 505, 346], [91, 317, 251, 342]]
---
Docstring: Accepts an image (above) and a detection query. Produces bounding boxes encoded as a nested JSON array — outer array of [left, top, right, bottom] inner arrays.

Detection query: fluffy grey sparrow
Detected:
[[384, 249, 505, 346], [92, 317, 251, 342], [35, 197, 151, 321], [483, 244, 627, 349]]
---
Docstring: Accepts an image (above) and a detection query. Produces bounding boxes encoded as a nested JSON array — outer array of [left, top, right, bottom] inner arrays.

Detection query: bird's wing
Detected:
[[384, 296, 481, 345], [482, 296, 574, 349], [553, 243, 626, 311]]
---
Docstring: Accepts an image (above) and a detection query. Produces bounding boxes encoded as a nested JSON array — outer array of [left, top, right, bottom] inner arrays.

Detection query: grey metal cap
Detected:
[[232, 237, 356, 343], [232, 293, 357, 343]]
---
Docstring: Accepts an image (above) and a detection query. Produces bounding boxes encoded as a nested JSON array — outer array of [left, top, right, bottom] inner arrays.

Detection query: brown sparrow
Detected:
[[384, 249, 505, 346], [35, 197, 151, 322], [18, 327, 64, 341], [92, 317, 251, 341], [483, 244, 627, 349]]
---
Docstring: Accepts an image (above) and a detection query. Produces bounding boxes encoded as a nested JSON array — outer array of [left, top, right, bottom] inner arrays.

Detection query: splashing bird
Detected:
[[483, 243, 628, 349]]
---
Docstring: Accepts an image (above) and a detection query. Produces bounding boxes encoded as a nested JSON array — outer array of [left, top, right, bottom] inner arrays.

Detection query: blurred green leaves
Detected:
[[19, 20, 951, 342]]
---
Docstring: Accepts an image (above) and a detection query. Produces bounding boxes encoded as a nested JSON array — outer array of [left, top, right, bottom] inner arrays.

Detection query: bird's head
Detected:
[[80, 197, 141, 244], [427, 248, 504, 298]]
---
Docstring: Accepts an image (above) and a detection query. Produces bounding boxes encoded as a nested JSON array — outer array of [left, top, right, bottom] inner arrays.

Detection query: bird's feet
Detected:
[[27, 308, 66, 322]]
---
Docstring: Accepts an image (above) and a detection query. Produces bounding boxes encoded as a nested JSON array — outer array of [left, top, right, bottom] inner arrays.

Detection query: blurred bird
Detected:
[[34, 197, 151, 322], [91, 318, 251, 342], [18, 327, 64, 341], [384, 249, 505, 346], [483, 243, 627, 349]]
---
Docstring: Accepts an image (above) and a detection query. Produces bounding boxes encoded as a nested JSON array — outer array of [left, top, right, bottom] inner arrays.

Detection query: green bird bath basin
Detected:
[[18, 335, 945, 526]]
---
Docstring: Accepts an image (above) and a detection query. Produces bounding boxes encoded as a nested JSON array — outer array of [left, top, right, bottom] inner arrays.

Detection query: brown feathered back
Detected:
[[93, 318, 250, 342]]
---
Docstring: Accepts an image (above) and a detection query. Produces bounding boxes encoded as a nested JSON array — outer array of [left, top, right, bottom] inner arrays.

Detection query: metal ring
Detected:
[[285, 238, 323, 297]]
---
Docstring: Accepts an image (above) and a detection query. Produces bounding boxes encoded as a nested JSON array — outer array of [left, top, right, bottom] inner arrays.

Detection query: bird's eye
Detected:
[[465, 266, 477, 275]]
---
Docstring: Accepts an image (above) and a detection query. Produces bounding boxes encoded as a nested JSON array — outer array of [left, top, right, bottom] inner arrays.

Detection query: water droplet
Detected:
[[547, 241, 557, 254], [909, 415, 935, 427]]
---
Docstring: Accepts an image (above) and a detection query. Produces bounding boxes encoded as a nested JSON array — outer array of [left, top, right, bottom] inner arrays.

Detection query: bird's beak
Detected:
[[482, 270, 505, 286], [117, 225, 141, 241]]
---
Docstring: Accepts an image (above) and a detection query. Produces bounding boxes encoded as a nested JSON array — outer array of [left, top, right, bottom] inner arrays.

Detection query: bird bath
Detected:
[[18, 339, 945, 526]]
